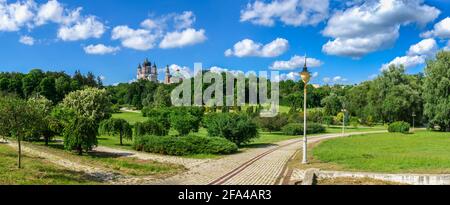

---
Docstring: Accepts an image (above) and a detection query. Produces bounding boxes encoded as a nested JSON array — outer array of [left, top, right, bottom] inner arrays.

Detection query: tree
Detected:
[[153, 86, 171, 108], [0, 96, 39, 168], [27, 95, 57, 145], [39, 77, 56, 102], [321, 93, 342, 116], [61, 88, 112, 124], [99, 118, 132, 146], [203, 113, 259, 146], [63, 116, 98, 155], [424, 51, 450, 131]]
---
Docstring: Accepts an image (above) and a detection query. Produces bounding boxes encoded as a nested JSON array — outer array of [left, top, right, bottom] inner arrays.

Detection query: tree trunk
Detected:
[[18, 138, 22, 169], [44, 136, 49, 146], [77, 144, 83, 156], [120, 131, 123, 146]]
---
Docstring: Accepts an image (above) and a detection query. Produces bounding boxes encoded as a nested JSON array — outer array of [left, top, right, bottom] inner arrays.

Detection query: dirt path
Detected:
[[5, 141, 119, 182]]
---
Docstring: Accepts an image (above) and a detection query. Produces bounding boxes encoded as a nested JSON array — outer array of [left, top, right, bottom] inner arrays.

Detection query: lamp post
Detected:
[[300, 57, 311, 164], [341, 109, 347, 136], [412, 112, 416, 133]]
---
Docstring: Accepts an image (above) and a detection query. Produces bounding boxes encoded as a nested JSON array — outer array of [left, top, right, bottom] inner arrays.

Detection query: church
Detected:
[[136, 58, 174, 84]]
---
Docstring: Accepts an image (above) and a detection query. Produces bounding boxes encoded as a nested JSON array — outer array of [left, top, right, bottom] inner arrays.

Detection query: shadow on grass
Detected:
[[87, 151, 133, 158]]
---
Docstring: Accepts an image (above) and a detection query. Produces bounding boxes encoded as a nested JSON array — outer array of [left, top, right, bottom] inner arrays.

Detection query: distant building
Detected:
[[136, 58, 174, 84]]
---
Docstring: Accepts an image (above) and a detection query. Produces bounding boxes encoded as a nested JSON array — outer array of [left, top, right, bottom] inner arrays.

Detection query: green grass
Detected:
[[313, 131, 450, 174], [112, 111, 147, 125], [0, 143, 101, 185], [28, 141, 184, 177]]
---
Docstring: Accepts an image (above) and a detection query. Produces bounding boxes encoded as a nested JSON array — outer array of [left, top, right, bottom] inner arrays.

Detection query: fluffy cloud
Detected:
[[19, 35, 34, 45], [323, 76, 347, 84], [174, 11, 195, 30], [225, 38, 289, 58], [382, 38, 437, 70], [271, 55, 323, 70], [322, 0, 440, 58], [421, 17, 450, 39], [407, 38, 438, 56], [159, 28, 206, 49], [83, 44, 120, 55], [35, 0, 80, 26], [0, 0, 35, 31], [57, 16, 105, 41], [112, 25, 158, 51], [240, 0, 329, 27]]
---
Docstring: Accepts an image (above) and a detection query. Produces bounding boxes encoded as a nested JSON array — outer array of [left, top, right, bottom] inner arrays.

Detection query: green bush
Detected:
[[170, 107, 203, 136], [388, 121, 410, 133], [134, 119, 169, 137], [281, 123, 326, 135], [323, 116, 334, 127], [141, 107, 171, 130], [203, 113, 259, 146], [133, 134, 238, 156], [255, 113, 289, 132]]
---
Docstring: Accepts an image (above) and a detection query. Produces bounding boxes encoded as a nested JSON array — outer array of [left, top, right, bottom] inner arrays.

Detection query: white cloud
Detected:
[[240, 0, 329, 27], [19, 35, 34, 45], [0, 0, 35, 31], [84, 44, 120, 55], [381, 38, 438, 70], [322, 0, 440, 58], [174, 11, 195, 30], [323, 75, 347, 84], [112, 25, 158, 51], [271, 55, 323, 70], [381, 55, 425, 71], [421, 17, 450, 39], [225, 38, 289, 58], [407, 38, 438, 56], [159, 28, 206, 49], [57, 16, 105, 41], [35, 0, 80, 26]]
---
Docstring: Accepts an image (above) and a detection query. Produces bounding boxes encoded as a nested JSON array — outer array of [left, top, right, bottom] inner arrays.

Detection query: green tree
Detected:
[[0, 96, 39, 168], [321, 93, 342, 116], [27, 95, 57, 145], [99, 118, 132, 146], [153, 86, 171, 108], [424, 51, 450, 131], [63, 115, 98, 155], [39, 77, 56, 102], [203, 113, 259, 146], [61, 88, 112, 124]]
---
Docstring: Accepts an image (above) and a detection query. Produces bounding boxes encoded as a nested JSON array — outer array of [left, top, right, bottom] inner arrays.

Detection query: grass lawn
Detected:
[[309, 131, 450, 174], [0, 143, 101, 185], [112, 111, 147, 125], [28, 141, 184, 177]]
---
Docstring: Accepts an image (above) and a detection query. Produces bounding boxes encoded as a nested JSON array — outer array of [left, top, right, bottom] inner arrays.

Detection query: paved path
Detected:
[[150, 131, 387, 185]]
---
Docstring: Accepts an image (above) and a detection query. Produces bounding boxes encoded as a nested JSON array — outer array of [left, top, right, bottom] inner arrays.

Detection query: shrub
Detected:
[[255, 113, 289, 132], [203, 113, 259, 146], [323, 116, 334, 127], [281, 123, 326, 135], [134, 119, 169, 137], [133, 134, 238, 156], [141, 107, 171, 130], [350, 117, 360, 128], [170, 107, 202, 135], [388, 121, 410, 133]]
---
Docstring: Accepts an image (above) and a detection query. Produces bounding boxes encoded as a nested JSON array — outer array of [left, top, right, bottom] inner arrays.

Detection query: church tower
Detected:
[[164, 65, 171, 84]]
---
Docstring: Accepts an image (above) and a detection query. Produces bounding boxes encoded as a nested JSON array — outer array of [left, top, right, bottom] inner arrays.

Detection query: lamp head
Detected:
[[300, 56, 310, 84]]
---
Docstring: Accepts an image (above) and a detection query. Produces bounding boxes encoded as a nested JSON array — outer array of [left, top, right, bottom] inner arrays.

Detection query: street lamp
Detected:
[[300, 56, 311, 164], [341, 108, 347, 136], [412, 112, 416, 133]]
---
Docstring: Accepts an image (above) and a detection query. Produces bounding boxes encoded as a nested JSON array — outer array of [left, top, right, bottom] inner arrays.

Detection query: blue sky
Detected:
[[0, 0, 449, 85]]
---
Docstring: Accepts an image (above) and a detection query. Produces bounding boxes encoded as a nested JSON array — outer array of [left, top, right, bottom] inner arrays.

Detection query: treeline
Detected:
[[0, 69, 103, 103]]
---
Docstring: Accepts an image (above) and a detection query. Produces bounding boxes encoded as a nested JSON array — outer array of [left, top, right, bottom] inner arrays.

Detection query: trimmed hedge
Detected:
[[388, 121, 410, 133], [281, 123, 326, 135], [133, 134, 238, 156]]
